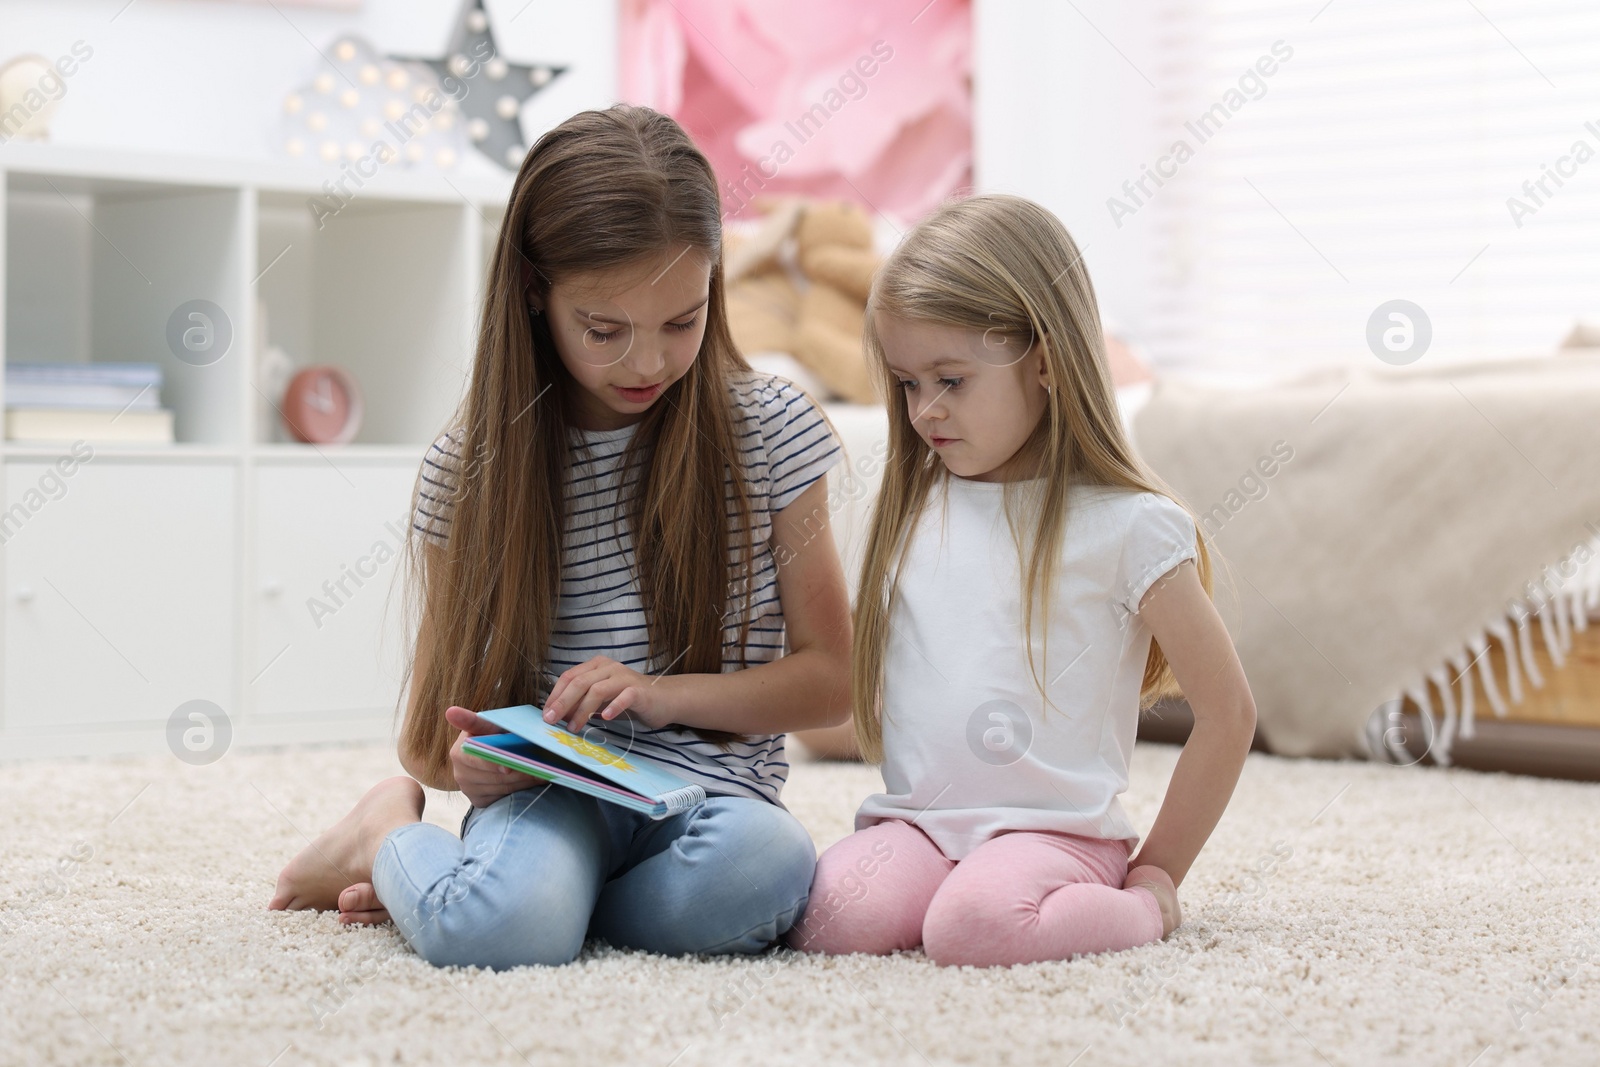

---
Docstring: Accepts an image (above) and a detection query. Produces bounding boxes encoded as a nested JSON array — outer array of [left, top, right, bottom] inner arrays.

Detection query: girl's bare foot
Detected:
[[1124, 864, 1182, 938], [336, 882, 389, 926], [268, 777, 424, 912]]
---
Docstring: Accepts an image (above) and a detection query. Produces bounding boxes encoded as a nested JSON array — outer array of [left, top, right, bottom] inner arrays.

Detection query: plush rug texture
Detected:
[[1, 741, 1597, 1067]]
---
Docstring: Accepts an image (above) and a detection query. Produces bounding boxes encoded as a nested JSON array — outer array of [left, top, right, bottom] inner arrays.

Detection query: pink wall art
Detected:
[[619, 0, 972, 224]]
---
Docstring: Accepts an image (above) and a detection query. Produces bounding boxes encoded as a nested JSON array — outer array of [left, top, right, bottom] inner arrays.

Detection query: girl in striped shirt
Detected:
[[269, 105, 853, 969]]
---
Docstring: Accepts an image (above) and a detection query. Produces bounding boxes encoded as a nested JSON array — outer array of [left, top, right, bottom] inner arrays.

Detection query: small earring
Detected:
[[531, 305, 543, 316]]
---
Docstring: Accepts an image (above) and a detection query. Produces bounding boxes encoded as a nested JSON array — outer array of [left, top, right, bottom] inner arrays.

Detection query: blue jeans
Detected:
[[370, 783, 816, 969]]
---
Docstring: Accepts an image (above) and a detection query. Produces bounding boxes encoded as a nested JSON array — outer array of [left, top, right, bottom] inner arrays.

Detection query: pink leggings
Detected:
[[785, 819, 1164, 966]]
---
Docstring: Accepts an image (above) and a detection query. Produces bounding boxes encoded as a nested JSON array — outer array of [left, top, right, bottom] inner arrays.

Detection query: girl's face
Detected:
[[875, 311, 1052, 482], [532, 247, 713, 431]]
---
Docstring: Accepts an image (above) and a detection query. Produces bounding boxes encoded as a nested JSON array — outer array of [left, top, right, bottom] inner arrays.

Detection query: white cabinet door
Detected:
[[251, 462, 419, 720], [3, 460, 236, 733]]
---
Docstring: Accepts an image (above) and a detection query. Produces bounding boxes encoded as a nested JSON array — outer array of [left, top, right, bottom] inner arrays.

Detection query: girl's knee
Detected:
[[784, 884, 896, 955], [785, 825, 932, 955], [713, 801, 815, 873], [391, 801, 602, 969], [922, 880, 1025, 967], [619, 800, 815, 957], [711, 805, 817, 951], [767, 819, 818, 922], [697, 801, 817, 914], [400, 880, 590, 969], [408, 917, 586, 970]]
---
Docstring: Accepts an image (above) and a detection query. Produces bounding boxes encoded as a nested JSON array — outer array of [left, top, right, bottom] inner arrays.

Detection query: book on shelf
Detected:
[[4, 407, 174, 443], [4, 362, 164, 411], [4, 362, 172, 442]]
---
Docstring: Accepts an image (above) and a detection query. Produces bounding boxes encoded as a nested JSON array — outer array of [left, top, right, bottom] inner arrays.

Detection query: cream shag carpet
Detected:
[[1, 741, 1597, 1067]]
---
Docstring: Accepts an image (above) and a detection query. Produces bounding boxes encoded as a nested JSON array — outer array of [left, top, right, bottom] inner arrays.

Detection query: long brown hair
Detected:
[[396, 105, 756, 784], [852, 194, 1213, 763]]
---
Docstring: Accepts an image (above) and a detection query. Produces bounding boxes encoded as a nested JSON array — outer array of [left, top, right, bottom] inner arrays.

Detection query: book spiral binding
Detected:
[[658, 784, 707, 815]]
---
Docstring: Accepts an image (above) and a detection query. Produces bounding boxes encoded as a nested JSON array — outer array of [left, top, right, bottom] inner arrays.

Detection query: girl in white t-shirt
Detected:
[[787, 194, 1258, 967]]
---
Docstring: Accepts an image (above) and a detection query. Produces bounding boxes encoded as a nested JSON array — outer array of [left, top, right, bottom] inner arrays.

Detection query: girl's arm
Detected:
[[545, 475, 854, 735], [1126, 560, 1258, 887], [672, 474, 854, 732]]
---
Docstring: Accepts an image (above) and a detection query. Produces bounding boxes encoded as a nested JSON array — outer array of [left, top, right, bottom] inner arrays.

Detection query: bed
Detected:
[[1132, 353, 1600, 778]]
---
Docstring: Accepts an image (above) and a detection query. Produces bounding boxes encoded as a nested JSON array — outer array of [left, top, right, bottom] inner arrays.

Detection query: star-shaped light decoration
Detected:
[[280, 36, 468, 170], [391, 0, 565, 171]]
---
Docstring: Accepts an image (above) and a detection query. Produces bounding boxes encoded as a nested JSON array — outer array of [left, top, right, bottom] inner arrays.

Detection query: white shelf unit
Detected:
[[0, 144, 513, 760]]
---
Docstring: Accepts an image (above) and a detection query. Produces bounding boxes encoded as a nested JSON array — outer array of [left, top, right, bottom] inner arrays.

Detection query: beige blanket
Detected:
[[1134, 353, 1600, 760]]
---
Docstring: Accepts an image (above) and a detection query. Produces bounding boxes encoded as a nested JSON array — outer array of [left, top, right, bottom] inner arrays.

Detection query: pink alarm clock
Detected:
[[282, 365, 363, 444]]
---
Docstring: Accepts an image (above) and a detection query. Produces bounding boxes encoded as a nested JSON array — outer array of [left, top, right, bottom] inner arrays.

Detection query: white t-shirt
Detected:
[[855, 476, 1199, 859]]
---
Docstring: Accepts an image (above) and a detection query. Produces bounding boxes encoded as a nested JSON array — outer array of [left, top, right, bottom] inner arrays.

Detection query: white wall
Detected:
[[0, 0, 616, 169], [10, 0, 1156, 338], [973, 0, 1157, 349]]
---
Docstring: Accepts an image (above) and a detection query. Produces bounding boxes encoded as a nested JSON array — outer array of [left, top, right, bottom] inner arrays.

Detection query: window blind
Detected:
[[1143, 0, 1600, 373]]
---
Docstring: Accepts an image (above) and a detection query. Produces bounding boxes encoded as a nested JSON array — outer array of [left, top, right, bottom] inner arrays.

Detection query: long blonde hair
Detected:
[[852, 193, 1213, 763], [396, 105, 756, 784]]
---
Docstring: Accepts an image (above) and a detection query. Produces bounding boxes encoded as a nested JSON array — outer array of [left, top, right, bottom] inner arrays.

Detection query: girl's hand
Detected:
[[446, 705, 540, 809], [1123, 860, 1183, 938], [544, 656, 677, 733]]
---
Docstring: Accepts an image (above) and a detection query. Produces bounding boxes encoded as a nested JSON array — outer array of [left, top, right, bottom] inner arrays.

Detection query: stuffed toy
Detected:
[[725, 197, 882, 404]]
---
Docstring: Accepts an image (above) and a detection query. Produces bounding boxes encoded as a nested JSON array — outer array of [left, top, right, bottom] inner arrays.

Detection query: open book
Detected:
[[461, 704, 707, 819]]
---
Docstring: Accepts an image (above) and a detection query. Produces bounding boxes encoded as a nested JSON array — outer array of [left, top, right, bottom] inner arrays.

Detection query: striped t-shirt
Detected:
[[412, 370, 842, 805]]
